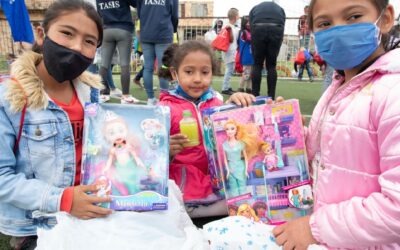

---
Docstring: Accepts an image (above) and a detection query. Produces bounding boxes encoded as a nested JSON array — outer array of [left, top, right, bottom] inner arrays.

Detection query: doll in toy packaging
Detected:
[[222, 119, 260, 198], [101, 111, 147, 195], [209, 99, 313, 225], [82, 103, 170, 211], [261, 142, 279, 171]]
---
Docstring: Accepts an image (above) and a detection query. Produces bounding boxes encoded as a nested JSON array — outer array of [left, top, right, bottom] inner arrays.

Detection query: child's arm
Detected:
[[243, 148, 249, 177], [129, 147, 146, 169], [0, 107, 65, 213], [224, 149, 230, 178], [226, 25, 234, 43]]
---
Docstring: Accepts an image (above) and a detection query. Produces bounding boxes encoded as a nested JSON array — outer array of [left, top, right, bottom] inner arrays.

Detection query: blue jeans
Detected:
[[142, 42, 170, 99], [222, 62, 234, 91], [86, 64, 113, 100], [298, 61, 313, 80], [87, 64, 98, 74]]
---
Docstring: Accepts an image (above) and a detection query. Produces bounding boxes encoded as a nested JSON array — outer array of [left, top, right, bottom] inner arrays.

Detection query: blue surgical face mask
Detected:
[[314, 15, 383, 70]]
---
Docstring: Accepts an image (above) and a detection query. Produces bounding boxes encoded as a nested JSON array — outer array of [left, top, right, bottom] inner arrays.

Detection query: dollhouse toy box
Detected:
[[208, 99, 313, 224], [81, 103, 170, 211]]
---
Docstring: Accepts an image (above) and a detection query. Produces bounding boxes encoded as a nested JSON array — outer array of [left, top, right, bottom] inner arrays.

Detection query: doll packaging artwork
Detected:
[[81, 103, 170, 211], [208, 99, 313, 224], [202, 96, 270, 198]]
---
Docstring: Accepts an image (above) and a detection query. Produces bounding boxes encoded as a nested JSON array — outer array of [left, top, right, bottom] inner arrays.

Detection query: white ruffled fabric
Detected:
[[203, 216, 328, 250], [36, 181, 327, 250], [36, 181, 208, 250]]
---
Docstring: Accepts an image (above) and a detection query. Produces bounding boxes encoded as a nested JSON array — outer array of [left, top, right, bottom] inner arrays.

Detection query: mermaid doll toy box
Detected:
[[81, 103, 170, 211], [209, 99, 313, 224]]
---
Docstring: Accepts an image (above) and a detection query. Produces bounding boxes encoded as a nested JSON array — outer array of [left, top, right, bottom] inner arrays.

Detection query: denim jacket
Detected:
[[0, 51, 102, 236]]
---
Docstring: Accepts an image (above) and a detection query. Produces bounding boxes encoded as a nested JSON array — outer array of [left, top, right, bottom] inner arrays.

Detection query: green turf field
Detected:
[[0, 76, 323, 250]]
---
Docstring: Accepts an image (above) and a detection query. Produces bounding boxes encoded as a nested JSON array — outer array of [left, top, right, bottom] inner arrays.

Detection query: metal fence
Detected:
[[1, 15, 321, 77], [176, 16, 319, 77]]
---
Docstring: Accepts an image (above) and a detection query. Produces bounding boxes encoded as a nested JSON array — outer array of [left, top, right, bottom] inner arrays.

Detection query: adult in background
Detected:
[[132, 17, 144, 88], [249, 1, 285, 100], [96, 0, 138, 104], [298, 5, 311, 49], [136, 0, 179, 106]]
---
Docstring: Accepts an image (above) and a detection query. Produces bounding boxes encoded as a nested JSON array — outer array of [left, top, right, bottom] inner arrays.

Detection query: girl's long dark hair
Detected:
[[240, 16, 250, 41]]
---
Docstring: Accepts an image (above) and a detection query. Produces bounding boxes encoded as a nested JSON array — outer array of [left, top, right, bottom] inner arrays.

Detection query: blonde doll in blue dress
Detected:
[[223, 119, 259, 198]]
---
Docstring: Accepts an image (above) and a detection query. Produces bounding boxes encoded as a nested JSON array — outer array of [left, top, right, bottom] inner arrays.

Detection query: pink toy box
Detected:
[[81, 103, 170, 211], [209, 99, 313, 224], [201, 96, 270, 198]]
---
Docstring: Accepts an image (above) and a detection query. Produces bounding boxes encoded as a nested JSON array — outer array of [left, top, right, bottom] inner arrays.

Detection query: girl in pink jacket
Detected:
[[157, 40, 255, 216], [273, 0, 400, 249]]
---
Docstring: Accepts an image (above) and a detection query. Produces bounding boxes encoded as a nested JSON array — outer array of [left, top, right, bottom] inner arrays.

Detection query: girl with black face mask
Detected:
[[0, 0, 112, 248]]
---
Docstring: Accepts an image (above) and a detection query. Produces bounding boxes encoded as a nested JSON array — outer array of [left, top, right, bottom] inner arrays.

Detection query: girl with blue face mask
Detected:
[[271, 0, 400, 249]]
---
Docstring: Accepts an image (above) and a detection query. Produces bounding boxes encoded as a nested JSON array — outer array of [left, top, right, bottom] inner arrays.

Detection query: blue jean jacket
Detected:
[[0, 80, 99, 236]]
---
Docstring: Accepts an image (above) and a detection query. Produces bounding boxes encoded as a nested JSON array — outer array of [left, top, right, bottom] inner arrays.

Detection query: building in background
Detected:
[[178, 0, 214, 41], [0, 0, 54, 56]]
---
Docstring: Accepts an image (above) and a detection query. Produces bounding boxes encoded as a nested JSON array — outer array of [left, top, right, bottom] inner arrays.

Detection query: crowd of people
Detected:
[[0, 0, 400, 249]]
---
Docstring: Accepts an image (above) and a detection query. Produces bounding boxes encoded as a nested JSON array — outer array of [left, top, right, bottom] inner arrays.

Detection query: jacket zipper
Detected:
[[313, 79, 353, 199]]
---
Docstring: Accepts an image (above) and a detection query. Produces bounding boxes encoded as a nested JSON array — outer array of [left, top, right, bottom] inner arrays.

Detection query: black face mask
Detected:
[[42, 37, 93, 83]]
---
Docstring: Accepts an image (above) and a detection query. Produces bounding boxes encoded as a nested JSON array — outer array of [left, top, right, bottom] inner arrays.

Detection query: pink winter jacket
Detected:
[[159, 90, 223, 202], [306, 49, 400, 249]]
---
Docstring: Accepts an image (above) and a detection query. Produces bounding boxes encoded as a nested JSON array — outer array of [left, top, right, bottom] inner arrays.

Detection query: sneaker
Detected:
[[121, 95, 140, 104], [147, 98, 158, 106], [110, 88, 122, 98], [309, 76, 314, 82], [10, 236, 37, 250], [99, 95, 110, 103], [228, 88, 236, 93], [237, 88, 245, 92], [221, 89, 235, 95], [245, 88, 252, 94], [133, 78, 143, 88]]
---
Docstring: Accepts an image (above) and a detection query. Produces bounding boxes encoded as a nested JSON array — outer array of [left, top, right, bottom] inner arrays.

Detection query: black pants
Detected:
[[251, 26, 284, 100]]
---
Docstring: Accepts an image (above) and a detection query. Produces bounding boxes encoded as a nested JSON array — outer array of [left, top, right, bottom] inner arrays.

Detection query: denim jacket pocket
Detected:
[[22, 122, 58, 156]]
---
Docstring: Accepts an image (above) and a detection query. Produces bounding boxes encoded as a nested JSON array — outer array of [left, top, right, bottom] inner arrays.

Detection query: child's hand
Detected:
[[227, 93, 256, 107], [267, 96, 285, 104], [169, 133, 189, 158], [70, 185, 112, 220], [272, 216, 318, 249]]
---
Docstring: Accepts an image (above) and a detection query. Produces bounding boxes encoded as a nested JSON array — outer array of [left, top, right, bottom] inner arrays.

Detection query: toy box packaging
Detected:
[[209, 99, 313, 224], [202, 96, 270, 197], [81, 103, 170, 211]]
